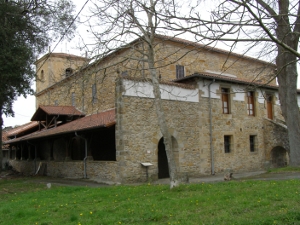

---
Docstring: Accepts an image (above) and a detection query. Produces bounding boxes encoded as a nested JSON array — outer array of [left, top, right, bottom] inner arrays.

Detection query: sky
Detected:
[[2, 0, 300, 128]]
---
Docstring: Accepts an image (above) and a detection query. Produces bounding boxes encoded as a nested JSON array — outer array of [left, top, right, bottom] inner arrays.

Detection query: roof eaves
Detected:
[[174, 73, 279, 90]]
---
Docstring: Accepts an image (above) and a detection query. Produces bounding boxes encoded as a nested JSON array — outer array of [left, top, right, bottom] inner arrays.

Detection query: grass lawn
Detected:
[[0, 177, 300, 225]]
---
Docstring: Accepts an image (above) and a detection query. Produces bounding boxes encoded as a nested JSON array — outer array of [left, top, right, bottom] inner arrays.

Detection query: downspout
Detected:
[[75, 132, 87, 179], [27, 141, 37, 174], [208, 79, 215, 175]]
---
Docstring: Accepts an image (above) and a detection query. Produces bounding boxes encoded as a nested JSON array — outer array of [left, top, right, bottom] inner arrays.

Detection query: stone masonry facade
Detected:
[[4, 36, 290, 183]]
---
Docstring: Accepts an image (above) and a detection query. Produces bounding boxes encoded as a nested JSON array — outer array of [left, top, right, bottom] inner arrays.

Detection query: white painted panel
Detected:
[[257, 90, 265, 104], [123, 80, 199, 102], [199, 80, 220, 99], [231, 84, 245, 101]]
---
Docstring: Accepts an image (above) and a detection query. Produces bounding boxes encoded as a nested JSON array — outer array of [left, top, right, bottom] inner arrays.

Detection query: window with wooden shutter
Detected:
[[222, 88, 230, 114], [247, 91, 255, 116], [266, 94, 273, 119], [176, 65, 185, 79]]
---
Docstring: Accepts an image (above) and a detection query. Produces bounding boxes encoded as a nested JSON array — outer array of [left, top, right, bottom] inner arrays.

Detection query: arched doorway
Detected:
[[158, 138, 169, 178], [158, 137, 179, 179], [271, 146, 288, 168]]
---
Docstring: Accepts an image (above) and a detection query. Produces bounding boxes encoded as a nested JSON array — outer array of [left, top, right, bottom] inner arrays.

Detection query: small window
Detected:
[[176, 65, 185, 79], [54, 100, 58, 106], [221, 88, 230, 114], [250, 135, 256, 152], [92, 83, 97, 104], [66, 68, 73, 76], [224, 135, 232, 153], [247, 91, 255, 116]]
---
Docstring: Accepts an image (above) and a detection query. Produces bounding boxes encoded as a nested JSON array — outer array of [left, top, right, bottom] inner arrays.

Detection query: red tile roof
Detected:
[[4, 121, 39, 138], [31, 105, 85, 121], [4, 109, 115, 144]]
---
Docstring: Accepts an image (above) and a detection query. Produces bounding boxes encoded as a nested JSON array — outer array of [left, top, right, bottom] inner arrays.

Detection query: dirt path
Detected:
[[1, 170, 300, 187]]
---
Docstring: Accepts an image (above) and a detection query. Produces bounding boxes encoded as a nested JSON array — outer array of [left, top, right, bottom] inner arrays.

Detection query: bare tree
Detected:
[[165, 0, 300, 166], [82, 0, 183, 188]]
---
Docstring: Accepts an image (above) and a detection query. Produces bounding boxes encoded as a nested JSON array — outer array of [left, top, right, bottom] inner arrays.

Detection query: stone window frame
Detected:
[[249, 135, 258, 152], [176, 65, 185, 79], [224, 135, 233, 153]]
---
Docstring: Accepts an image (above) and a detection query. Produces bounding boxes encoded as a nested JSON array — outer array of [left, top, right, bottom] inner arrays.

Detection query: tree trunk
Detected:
[[276, 33, 300, 166], [147, 42, 180, 188], [0, 107, 3, 172]]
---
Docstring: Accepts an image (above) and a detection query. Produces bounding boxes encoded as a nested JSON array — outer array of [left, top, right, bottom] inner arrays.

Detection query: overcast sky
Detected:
[[2, 0, 300, 127]]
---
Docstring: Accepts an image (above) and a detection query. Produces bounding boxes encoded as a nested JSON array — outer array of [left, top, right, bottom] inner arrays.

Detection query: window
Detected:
[[65, 68, 73, 77], [54, 100, 58, 106], [266, 94, 273, 119], [247, 91, 255, 116], [224, 135, 231, 153], [92, 83, 97, 104], [71, 92, 75, 106], [221, 88, 230, 114], [250, 135, 256, 152], [176, 65, 185, 79]]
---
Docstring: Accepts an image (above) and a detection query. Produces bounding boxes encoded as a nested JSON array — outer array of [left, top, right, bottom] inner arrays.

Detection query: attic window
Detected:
[[65, 68, 73, 76]]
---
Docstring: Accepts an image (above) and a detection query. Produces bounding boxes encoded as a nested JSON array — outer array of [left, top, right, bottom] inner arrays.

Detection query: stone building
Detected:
[[2, 35, 291, 183]]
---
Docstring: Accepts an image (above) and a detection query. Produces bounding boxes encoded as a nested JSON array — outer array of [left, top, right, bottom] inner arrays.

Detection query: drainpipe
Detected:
[[75, 132, 88, 179], [208, 79, 215, 175], [27, 141, 37, 174]]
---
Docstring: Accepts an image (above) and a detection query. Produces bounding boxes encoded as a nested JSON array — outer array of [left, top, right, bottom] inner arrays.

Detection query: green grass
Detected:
[[0, 178, 300, 225], [267, 166, 300, 173]]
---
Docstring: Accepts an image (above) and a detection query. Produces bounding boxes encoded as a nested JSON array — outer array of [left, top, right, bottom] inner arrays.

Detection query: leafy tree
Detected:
[[0, 0, 76, 170]]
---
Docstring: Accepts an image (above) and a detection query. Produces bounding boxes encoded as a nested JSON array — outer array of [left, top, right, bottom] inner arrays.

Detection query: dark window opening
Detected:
[[224, 135, 231, 153], [250, 135, 256, 152], [65, 68, 73, 76], [176, 65, 185, 79]]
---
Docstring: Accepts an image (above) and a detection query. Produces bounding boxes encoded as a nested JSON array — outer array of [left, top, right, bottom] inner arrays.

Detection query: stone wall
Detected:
[[8, 160, 119, 183], [116, 78, 288, 183], [35, 38, 275, 115]]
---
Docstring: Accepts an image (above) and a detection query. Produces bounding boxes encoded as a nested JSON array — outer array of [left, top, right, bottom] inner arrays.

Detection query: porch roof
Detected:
[[5, 121, 39, 139], [31, 105, 85, 121], [4, 108, 116, 144]]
